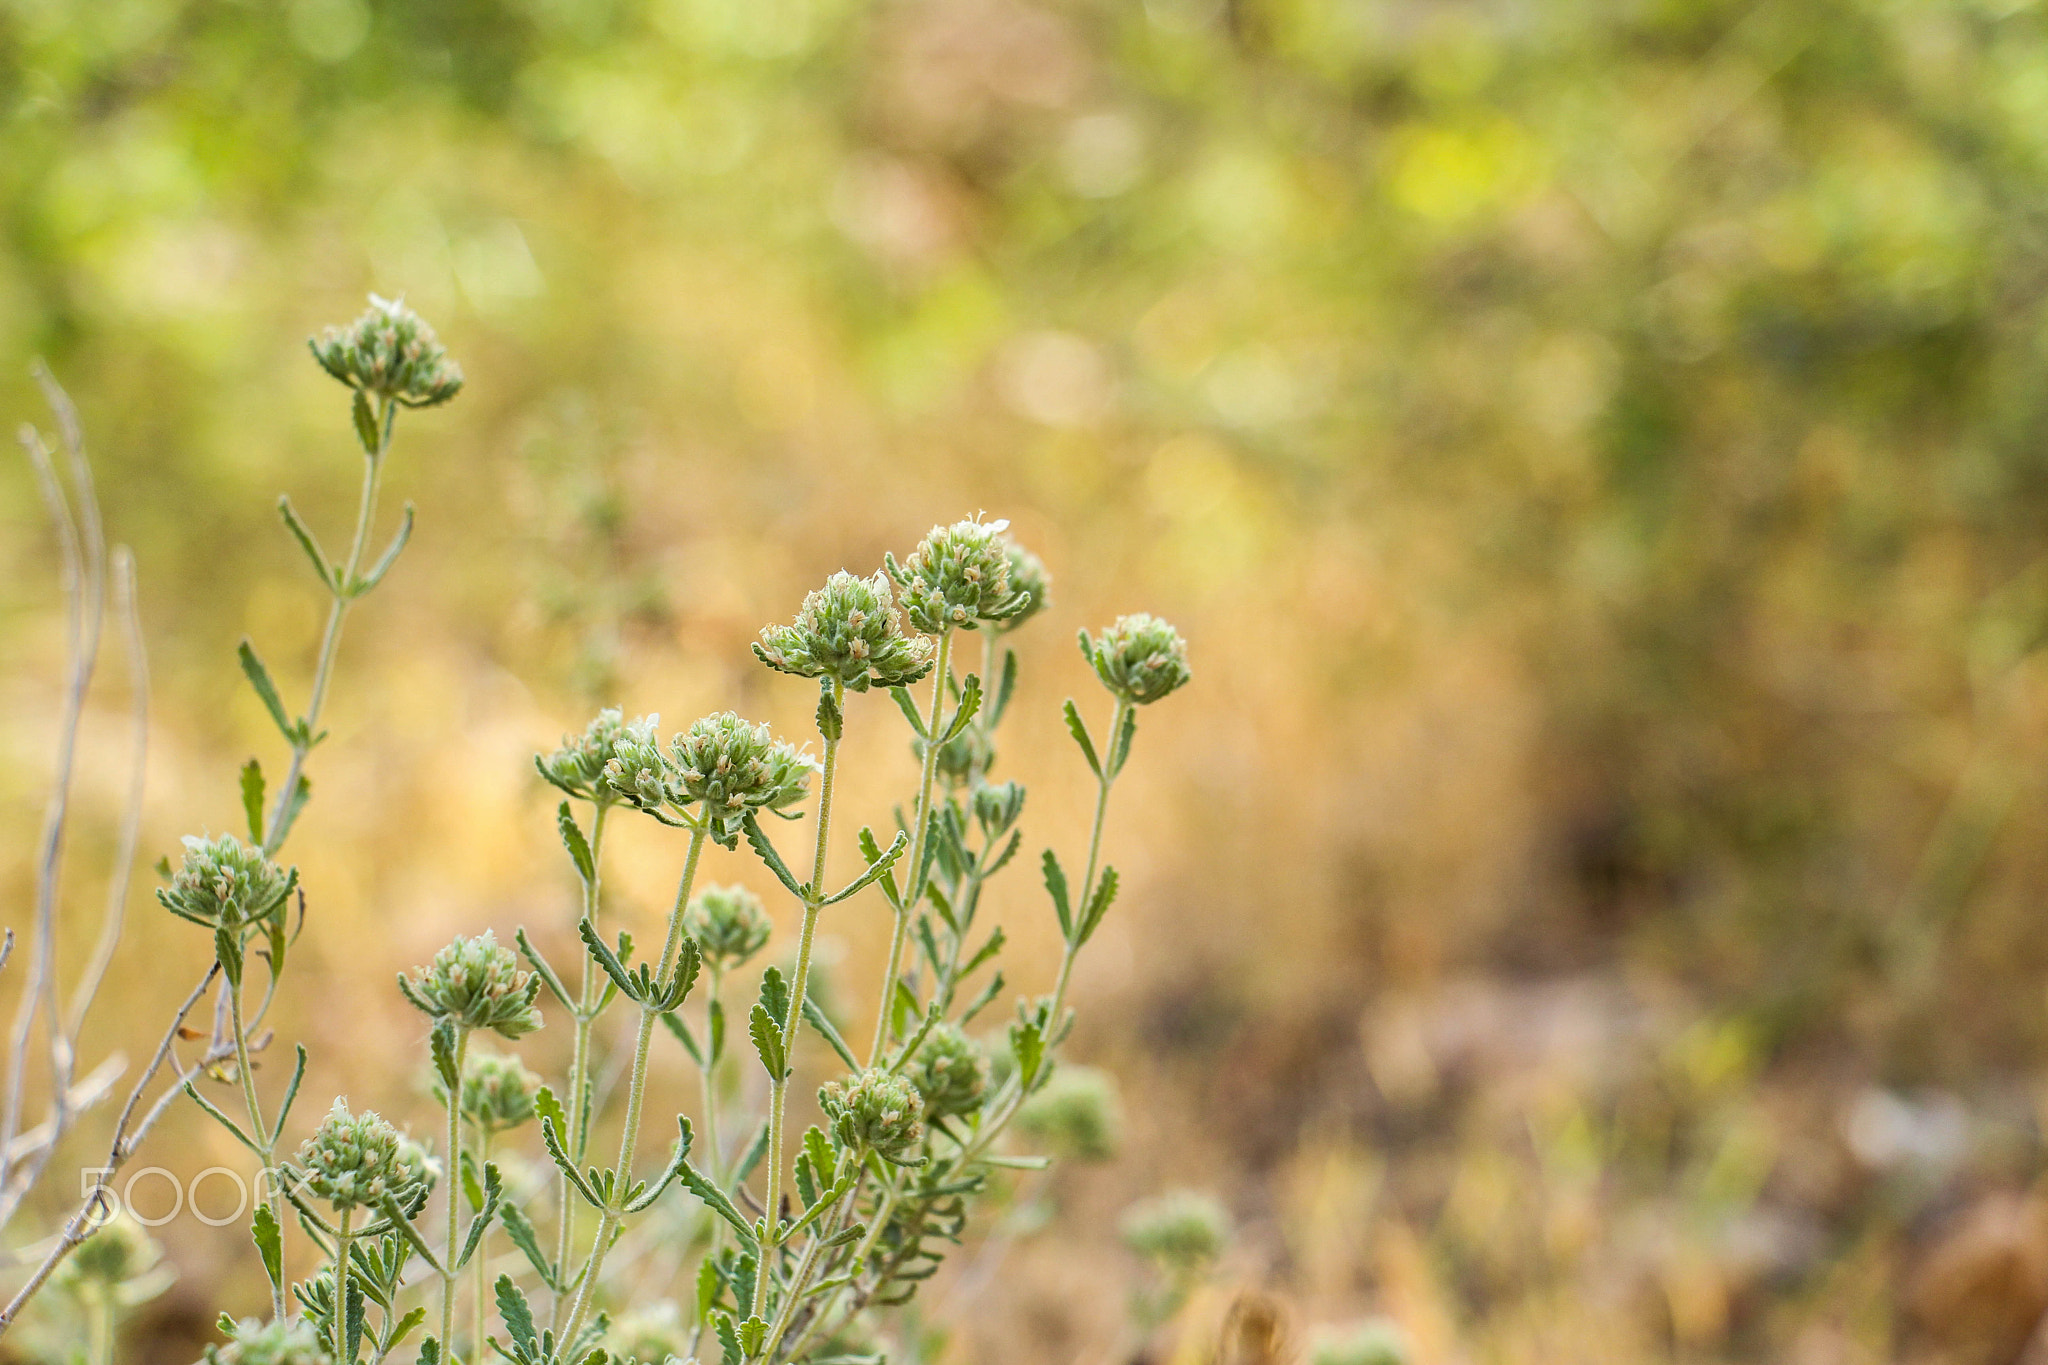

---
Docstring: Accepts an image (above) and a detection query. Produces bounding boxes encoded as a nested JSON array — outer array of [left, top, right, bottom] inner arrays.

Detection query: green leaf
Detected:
[[959, 969, 1005, 1025], [252, 1202, 283, 1294], [749, 1001, 787, 1079], [941, 671, 983, 742], [275, 495, 337, 593], [430, 1019, 459, 1092], [1077, 866, 1119, 946], [417, 1337, 441, 1365], [515, 929, 574, 1010], [213, 924, 244, 989], [803, 1127, 837, 1188], [731, 1118, 769, 1189], [661, 1009, 703, 1066], [386, 1306, 428, 1354], [1041, 849, 1072, 941], [344, 1269, 365, 1363], [539, 1116, 602, 1208], [534, 1085, 567, 1137], [981, 1153, 1052, 1170], [577, 917, 639, 1001], [990, 647, 1019, 727], [816, 680, 843, 741], [740, 1316, 768, 1356], [888, 686, 928, 739], [456, 1163, 505, 1268], [1108, 703, 1139, 779], [678, 1155, 755, 1241], [960, 926, 1007, 981], [890, 978, 918, 1041], [352, 390, 380, 456], [557, 802, 595, 882], [273, 1044, 309, 1139], [804, 996, 858, 1070], [496, 1274, 538, 1357], [757, 966, 790, 1031], [351, 502, 414, 597], [1009, 1019, 1045, 1090], [1062, 699, 1100, 778], [271, 775, 312, 851], [709, 994, 725, 1062], [856, 826, 903, 911], [238, 640, 295, 741], [888, 1000, 944, 1074], [824, 828, 910, 905], [240, 760, 266, 845], [984, 828, 1024, 878], [909, 808, 942, 908], [742, 814, 805, 899], [624, 1116, 696, 1212], [495, 1200, 556, 1291], [714, 1311, 742, 1365]]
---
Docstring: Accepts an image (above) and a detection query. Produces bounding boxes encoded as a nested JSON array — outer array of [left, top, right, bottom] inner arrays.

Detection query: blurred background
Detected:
[[10, 0, 2048, 1360]]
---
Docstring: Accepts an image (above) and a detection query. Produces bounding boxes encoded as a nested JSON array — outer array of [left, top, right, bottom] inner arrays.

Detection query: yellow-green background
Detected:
[[9, 0, 2048, 1360]]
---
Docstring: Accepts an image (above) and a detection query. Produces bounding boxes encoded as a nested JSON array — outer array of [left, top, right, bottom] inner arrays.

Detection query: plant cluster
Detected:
[[3, 302, 1191, 1365]]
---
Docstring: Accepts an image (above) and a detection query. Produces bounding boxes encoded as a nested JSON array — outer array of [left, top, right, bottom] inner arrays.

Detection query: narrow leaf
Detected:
[[557, 802, 595, 882], [1077, 866, 1120, 946], [515, 929, 574, 1009], [748, 1001, 787, 1079], [496, 1200, 557, 1291], [1109, 704, 1139, 779], [430, 1019, 459, 1093], [660, 1010, 703, 1066], [888, 686, 928, 739], [803, 997, 858, 1070], [856, 826, 903, 911], [742, 814, 804, 899], [1062, 698, 1100, 777], [678, 1157, 755, 1241], [824, 828, 910, 906], [351, 390, 380, 456], [941, 672, 982, 742], [815, 682, 843, 742], [273, 1043, 309, 1139], [496, 1274, 538, 1356], [990, 647, 1019, 727], [238, 640, 294, 740], [252, 1202, 283, 1293], [271, 775, 312, 849], [240, 759, 266, 845], [276, 495, 337, 592], [577, 917, 638, 1001], [1041, 849, 1072, 940], [352, 502, 414, 597]]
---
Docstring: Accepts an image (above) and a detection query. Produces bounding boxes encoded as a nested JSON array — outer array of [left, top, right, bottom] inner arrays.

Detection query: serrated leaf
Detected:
[[352, 390, 380, 456], [1062, 699, 1100, 778], [430, 1019, 459, 1092], [856, 826, 903, 911], [240, 759, 266, 845], [960, 926, 1007, 980], [557, 802, 595, 882], [213, 924, 244, 989], [804, 996, 858, 1070], [1076, 866, 1119, 946], [678, 1155, 755, 1241], [577, 917, 639, 1001], [1041, 849, 1072, 940], [991, 647, 1019, 727], [237, 640, 295, 741], [271, 774, 312, 851], [1109, 703, 1139, 778], [749, 1001, 787, 1079], [344, 1269, 365, 1363], [276, 495, 337, 593], [496, 1200, 556, 1290], [496, 1274, 537, 1355], [888, 686, 929, 739], [960, 968, 1005, 1025], [539, 1116, 602, 1208], [815, 681, 843, 741], [661, 1009, 703, 1065], [825, 828, 910, 905], [1009, 1019, 1045, 1090], [740, 1316, 768, 1355], [743, 814, 805, 899], [515, 929, 574, 1010], [714, 1311, 742, 1365], [941, 672, 982, 742], [387, 1305, 427, 1352], [757, 966, 790, 1030], [534, 1085, 566, 1135], [252, 1202, 283, 1293]]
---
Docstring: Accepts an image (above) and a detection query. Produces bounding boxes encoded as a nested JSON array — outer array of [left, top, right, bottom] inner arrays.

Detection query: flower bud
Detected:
[[914, 725, 994, 789], [1081, 613, 1190, 706], [906, 1024, 989, 1121], [399, 931, 544, 1039], [1014, 1064, 1121, 1162], [157, 834, 295, 930], [754, 570, 935, 692], [598, 715, 678, 812], [684, 885, 772, 969], [538, 708, 643, 804], [293, 1101, 424, 1213], [1120, 1190, 1230, 1275], [308, 296, 463, 409], [887, 517, 1034, 634], [53, 1214, 163, 1304], [457, 1049, 542, 1136], [201, 1317, 334, 1365], [670, 713, 815, 840], [818, 1069, 925, 1161], [997, 537, 1050, 633]]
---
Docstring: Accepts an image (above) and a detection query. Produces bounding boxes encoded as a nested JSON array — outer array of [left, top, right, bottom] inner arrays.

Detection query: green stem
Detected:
[[560, 824, 708, 1347], [441, 1027, 470, 1360], [701, 963, 725, 1253], [264, 405, 389, 857], [753, 679, 846, 1322], [229, 971, 286, 1319], [472, 1127, 491, 1364], [332, 1207, 354, 1363], [552, 802, 608, 1331], [869, 631, 953, 1063]]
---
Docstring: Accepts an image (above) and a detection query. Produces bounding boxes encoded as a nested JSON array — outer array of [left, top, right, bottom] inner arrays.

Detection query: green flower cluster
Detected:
[[670, 712, 814, 841], [1120, 1190, 1230, 1274], [887, 518, 1035, 634], [906, 1024, 988, 1121], [201, 1317, 334, 1365], [684, 885, 772, 969], [457, 1049, 542, 1136], [293, 1101, 429, 1214], [998, 538, 1051, 633], [537, 708, 641, 804], [597, 714, 672, 812], [308, 295, 464, 409], [753, 570, 934, 692], [1081, 613, 1191, 706], [157, 834, 295, 931], [398, 931, 544, 1039], [1014, 1064, 1121, 1162], [818, 1069, 925, 1163]]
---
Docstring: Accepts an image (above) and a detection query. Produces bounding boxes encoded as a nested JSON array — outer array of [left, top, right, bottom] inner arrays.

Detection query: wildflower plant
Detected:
[[6, 318, 1190, 1365]]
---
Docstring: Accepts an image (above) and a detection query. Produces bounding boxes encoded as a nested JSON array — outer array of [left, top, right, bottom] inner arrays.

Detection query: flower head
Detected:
[[201, 1317, 334, 1365], [1080, 613, 1190, 706], [1014, 1064, 1121, 1162], [887, 517, 1035, 634], [398, 931, 544, 1039], [308, 296, 463, 409], [754, 571, 935, 692], [596, 715, 677, 813], [293, 1101, 427, 1213], [1120, 1190, 1230, 1275], [53, 1214, 167, 1308], [684, 885, 772, 970], [456, 1049, 542, 1136], [670, 713, 814, 842], [906, 1024, 989, 1121], [538, 708, 644, 804], [997, 536, 1050, 633], [157, 834, 295, 931], [818, 1069, 926, 1163]]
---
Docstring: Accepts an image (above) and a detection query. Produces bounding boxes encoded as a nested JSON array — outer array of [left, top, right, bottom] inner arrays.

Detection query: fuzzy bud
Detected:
[[1014, 1063, 1121, 1162], [684, 885, 772, 969], [670, 713, 814, 841], [887, 517, 1034, 634], [538, 708, 643, 804], [399, 931, 544, 1039], [754, 570, 935, 692], [1081, 613, 1190, 706], [818, 1068, 926, 1162], [997, 537, 1050, 633], [53, 1215, 165, 1306], [597, 715, 677, 812], [157, 834, 295, 931], [308, 296, 463, 409], [1120, 1190, 1230, 1275], [293, 1101, 426, 1213], [906, 1024, 989, 1121], [457, 1049, 541, 1136], [914, 725, 995, 789], [202, 1318, 334, 1365]]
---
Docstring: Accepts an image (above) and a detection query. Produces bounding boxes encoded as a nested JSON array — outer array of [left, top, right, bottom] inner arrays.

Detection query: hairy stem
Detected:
[[869, 631, 952, 1063], [441, 1026, 470, 1359], [230, 972, 287, 1319], [753, 679, 845, 1323], [332, 1207, 354, 1362], [472, 1128, 491, 1362], [552, 801, 608, 1331]]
